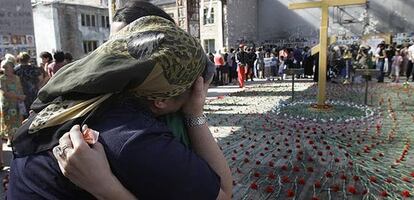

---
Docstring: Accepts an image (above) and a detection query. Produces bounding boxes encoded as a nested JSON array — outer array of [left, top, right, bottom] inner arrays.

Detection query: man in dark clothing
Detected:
[[236, 45, 249, 87], [246, 48, 257, 81]]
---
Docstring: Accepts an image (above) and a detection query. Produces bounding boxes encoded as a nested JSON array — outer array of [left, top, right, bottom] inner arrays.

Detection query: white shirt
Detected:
[[408, 45, 414, 61]]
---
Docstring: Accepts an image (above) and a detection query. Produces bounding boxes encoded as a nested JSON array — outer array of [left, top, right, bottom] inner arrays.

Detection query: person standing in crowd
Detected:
[[227, 48, 236, 84], [279, 47, 288, 61], [39, 51, 53, 87], [14, 52, 42, 116], [375, 44, 387, 82], [47, 50, 66, 77], [270, 52, 278, 81], [400, 44, 409, 77], [39, 52, 53, 73], [385, 43, 396, 77], [255, 48, 264, 79], [293, 46, 303, 69], [279, 56, 287, 80], [391, 50, 403, 83], [222, 49, 229, 85], [343, 46, 353, 84], [214, 50, 225, 86], [246, 47, 257, 81], [208, 52, 214, 63], [263, 52, 273, 81], [64, 52, 74, 64], [236, 45, 248, 88], [407, 42, 414, 82], [0, 59, 25, 164], [302, 46, 313, 78]]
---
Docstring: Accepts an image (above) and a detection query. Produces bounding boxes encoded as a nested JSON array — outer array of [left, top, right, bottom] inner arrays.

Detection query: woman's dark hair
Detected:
[[64, 52, 73, 62], [40, 51, 53, 61], [113, 1, 174, 24], [53, 51, 65, 63]]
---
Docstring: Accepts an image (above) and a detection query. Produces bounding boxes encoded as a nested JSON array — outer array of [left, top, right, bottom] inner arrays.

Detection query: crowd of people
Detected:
[[209, 44, 321, 88], [0, 50, 72, 169], [209, 41, 414, 87]]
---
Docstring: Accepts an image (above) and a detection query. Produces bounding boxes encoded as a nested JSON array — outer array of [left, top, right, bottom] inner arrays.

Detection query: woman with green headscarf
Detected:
[[8, 14, 232, 200]]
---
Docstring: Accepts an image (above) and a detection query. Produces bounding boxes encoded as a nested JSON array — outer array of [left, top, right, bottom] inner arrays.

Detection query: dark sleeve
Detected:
[[116, 132, 221, 200]]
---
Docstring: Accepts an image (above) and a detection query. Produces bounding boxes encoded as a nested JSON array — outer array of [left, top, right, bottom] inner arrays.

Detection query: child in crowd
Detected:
[[270, 53, 278, 81], [263, 52, 273, 80], [391, 50, 403, 83], [279, 56, 287, 80]]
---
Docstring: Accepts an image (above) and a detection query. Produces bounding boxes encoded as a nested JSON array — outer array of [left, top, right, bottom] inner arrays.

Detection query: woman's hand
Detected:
[[53, 125, 137, 200], [181, 77, 209, 117]]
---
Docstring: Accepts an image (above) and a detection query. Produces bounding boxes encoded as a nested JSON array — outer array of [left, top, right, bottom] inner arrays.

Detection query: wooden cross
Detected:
[[289, 0, 366, 108]]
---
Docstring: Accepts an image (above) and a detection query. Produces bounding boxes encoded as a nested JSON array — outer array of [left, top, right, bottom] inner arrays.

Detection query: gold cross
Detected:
[[289, 0, 366, 107]]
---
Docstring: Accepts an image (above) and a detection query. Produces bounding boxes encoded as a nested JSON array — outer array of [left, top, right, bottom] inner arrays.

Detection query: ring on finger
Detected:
[[55, 144, 71, 158]]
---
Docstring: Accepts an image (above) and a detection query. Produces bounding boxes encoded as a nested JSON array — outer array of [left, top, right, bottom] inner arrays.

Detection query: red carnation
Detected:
[[352, 176, 360, 181], [292, 166, 300, 172], [331, 184, 340, 192], [311, 196, 320, 200], [401, 190, 411, 198], [340, 174, 347, 180], [385, 177, 393, 183], [265, 185, 275, 193], [281, 165, 288, 171], [264, 147, 269, 151], [314, 181, 321, 188], [309, 140, 314, 145], [411, 172, 414, 177], [362, 189, 368, 195], [298, 178, 305, 185], [308, 157, 314, 162], [347, 185, 357, 194], [256, 160, 261, 165], [380, 191, 388, 197], [369, 176, 377, 183], [307, 167, 314, 173], [268, 172, 276, 180], [402, 177, 411, 183], [325, 171, 333, 178], [250, 182, 258, 190], [243, 158, 249, 163], [317, 151, 323, 156], [254, 172, 260, 177], [268, 161, 275, 167], [287, 189, 295, 197], [282, 176, 290, 183], [334, 158, 340, 163]]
